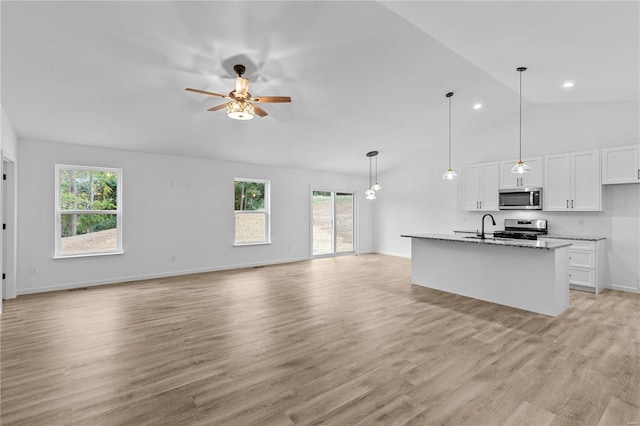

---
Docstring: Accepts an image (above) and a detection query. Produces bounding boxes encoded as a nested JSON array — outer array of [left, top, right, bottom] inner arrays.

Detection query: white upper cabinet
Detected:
[[544, 150, 601, 211], [499, 157, 543, 189], [462, 162, 499, 211], [601, 144, 640, 184]]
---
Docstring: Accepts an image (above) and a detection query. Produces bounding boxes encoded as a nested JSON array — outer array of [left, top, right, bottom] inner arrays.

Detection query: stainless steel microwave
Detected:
[[499, 187, 543, 210]]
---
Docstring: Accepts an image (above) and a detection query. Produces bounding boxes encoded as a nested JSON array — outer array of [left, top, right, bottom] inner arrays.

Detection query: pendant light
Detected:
[[442, 91, 457, 181], [365, 151, 378, 200], [511, 67, 530, 174]]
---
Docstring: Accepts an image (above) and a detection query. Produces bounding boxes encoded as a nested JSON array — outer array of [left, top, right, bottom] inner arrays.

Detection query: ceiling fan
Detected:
[[185, 64, 291, 120]]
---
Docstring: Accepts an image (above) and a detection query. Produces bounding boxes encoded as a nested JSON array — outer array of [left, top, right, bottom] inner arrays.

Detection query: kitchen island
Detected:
[[401, 234, 572, 316]]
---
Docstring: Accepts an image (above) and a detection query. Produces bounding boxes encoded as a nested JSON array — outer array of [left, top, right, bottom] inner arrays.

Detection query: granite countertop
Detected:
[[539, 235, 606, 241], [401, 233, 572, 250], [455, 230, 606, 242]]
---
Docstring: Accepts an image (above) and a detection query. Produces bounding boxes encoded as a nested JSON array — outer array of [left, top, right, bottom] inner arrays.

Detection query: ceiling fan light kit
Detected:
[[186, 64, 291, 120], [227, 101, 255, 120]]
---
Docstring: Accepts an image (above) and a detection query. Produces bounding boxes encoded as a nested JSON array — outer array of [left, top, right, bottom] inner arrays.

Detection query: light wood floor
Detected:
[[1, 254, 639, 425]]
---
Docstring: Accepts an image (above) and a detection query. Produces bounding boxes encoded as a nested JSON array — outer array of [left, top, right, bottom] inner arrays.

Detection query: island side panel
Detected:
[[410, 238, 569, 316]]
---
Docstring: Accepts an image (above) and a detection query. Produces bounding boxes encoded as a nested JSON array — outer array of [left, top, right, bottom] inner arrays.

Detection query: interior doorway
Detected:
[[311, 190, 355, 257]]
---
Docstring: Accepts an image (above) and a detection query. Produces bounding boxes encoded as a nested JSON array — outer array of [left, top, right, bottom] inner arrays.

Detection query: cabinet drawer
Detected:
[[569, 268, 595, 287], [549, 239, 596, 251], [569, 250, 595, 268]]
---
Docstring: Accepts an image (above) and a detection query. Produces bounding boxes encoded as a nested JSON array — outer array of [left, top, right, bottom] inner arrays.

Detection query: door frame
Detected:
[[309, 188, 357, 258], [2, 157, 17, 302]]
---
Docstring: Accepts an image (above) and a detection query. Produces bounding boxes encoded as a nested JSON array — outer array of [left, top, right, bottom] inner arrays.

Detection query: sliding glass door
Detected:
[[312, 191, 354, 256]]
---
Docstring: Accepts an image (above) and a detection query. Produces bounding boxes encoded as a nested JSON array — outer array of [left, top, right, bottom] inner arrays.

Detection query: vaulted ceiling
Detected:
[[2, 1, 638, 174]]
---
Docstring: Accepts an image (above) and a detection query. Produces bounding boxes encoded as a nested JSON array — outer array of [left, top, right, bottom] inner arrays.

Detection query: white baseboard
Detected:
[[373, 250, 411, 259], [606, 284, 640, 294], [17, 256, 311, 295]]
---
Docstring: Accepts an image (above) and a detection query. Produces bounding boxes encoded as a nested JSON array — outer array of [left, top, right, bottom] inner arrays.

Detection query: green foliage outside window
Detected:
[[60, 169, 118, 237], [234, 180, 265, 211]]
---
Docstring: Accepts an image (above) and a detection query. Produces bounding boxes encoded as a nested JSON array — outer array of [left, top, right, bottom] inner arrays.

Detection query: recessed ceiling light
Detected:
[[563, 81, 575, 88], [473, 103, 483, 110]]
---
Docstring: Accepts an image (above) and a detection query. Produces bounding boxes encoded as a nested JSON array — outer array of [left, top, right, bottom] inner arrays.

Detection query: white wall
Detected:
[[374, 101, 640, 290], [17, 139, 373, 294]]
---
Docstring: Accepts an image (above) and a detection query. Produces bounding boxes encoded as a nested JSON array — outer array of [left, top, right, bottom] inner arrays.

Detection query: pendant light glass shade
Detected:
[[442, 92, 457, 181], [365, 188, 376, 200], [442, 169, 458, 180], [512, 67, 529, 174], [511, 160, 531, 174]]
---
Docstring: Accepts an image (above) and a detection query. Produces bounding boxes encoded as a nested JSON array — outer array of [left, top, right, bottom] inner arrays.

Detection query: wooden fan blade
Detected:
[[250, 96, 291, 103], [235, 77, 249, 98], [253, 105, 269, 117], [185, 88, 229, 99], [207, 103, 228, 112]]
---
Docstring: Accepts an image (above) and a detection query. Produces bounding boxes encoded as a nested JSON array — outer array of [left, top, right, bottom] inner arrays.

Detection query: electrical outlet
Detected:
[[29, 266, 37, 274], [171, 255, 176, 261]]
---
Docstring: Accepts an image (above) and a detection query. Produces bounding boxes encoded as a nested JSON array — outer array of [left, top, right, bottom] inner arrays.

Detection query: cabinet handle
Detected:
[[637, 169, 639, 180], [479, 201, 482, 209], [566, 200, 569, 208], [571, 199, 574, 208]]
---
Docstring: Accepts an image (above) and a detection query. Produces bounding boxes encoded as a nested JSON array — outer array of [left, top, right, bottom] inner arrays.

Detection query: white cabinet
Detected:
[[540, 238, 605, 293], [544, 150, 602, 211], [499, 157, 543, 189], [462, 162, 499, 211], [602, 144, 640, 184]]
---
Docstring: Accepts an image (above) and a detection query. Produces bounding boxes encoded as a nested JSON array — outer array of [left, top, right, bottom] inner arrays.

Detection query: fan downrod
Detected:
[[233, 64, 246, 77]]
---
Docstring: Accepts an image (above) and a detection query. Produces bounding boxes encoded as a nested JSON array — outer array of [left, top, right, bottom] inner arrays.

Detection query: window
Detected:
[[55, 165, 122, 258], [234, 178, 270, 245]]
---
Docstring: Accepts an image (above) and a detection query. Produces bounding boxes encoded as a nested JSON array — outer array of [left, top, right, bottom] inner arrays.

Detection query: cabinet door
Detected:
[[521, 157, 543, 187], [572, 150, 601, 211], [462, 164, 480, 211], [602, 145, 640, 184], [499, 157, 543, 189], [479, 162, 499, 211], [544, 153, 571, 211], [499, 160, 519, 189]]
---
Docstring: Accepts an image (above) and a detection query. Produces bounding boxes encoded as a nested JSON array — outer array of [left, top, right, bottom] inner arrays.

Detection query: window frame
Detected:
[[234, 177, 271, 246], [54, 164, 123, 259]]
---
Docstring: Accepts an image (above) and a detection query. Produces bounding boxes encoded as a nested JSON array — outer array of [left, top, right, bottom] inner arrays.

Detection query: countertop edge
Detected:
[[401, 233, 572, 250], [539, 235, 606, 241]]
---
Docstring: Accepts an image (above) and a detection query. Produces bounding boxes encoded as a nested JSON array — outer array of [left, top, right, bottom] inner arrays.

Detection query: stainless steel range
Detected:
[[493, 219, 548, 240]]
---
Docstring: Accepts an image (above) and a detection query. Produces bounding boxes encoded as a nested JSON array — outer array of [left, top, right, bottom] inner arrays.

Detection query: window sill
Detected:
[[54, 251, 124, 260], [233, 241, 271, 247]]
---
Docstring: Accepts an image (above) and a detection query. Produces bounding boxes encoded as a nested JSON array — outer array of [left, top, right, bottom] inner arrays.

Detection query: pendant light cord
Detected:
[[518, 69, 523, 162], [369, 156, 372, 188], [374, 155, 378, 183], [448, 95, 452, 169]]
